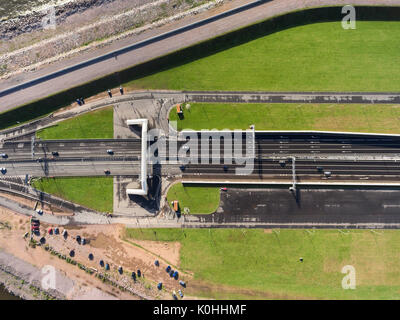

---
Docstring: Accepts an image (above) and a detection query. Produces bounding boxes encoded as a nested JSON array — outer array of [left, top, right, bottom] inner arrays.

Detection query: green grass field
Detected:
[[169, 103, 400, 133], [126, 21, 400, 92], [125, 228, 400, 299], [166, 183, 220, 214], [36, 107, 113, 140], [31, 177, 113, 212]]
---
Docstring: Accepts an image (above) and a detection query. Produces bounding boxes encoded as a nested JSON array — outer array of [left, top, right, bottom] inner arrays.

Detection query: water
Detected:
[[0, 283, 20, 300], [0, 0, 76, 20]]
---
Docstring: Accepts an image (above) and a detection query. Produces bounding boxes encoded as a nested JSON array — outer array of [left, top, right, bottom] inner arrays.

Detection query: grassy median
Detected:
[[169, 103, 400, 133], [166, 183, 220, 214], [125, 228, 400, 300], [31, 177, 113, 212], [36, 106, 113, 140]]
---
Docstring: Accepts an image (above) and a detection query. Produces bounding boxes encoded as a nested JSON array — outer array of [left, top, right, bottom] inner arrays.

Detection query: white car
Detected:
[[0, 153, 7, 158], [181, 145, 190, 150]]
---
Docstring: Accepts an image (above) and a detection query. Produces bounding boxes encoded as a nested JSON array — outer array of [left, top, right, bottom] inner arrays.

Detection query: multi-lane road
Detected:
[[0, 139, 142, 177], [2, 133, 400, 180]]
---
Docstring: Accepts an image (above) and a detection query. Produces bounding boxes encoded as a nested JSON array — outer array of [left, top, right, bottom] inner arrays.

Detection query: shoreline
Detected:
[[0, 250, 62, 300]]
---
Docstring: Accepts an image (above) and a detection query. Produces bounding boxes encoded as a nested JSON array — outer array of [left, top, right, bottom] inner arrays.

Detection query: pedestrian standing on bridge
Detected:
[[108, 89, 112, 98], [119, 86, 124, 95]]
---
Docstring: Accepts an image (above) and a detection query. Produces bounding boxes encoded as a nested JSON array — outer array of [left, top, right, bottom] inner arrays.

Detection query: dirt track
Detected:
[[2, 0, 400, 112]]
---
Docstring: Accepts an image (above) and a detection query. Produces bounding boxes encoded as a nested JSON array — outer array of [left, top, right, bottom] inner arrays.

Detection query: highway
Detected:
[[1, 134, 400, 180], [0, 139, 142, 160], [170, 132, 400, 157], [180, 159, 400, 181], [0, 139, 142, 177]]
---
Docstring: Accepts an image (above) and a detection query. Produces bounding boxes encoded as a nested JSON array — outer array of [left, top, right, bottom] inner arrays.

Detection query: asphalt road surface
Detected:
[[0, 159, 140, 177], [0, 139, 141, 160], [172, 132, 400, 156], [196, 187, 400, 227]]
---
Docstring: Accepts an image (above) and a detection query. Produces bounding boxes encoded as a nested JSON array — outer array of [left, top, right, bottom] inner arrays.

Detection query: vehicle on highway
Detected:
[[52, 151, 59, 156], [179, 165, 186, 171], [178, 290, 184, 298], [317, 166, 323, 172], [0, 153, 7, 158], [279, 160, 286, 166], [181, 145, 190, 151], [36, 209, 43, 215], [172, 291, 178, 300], [324, 171, 332, 177], [0, 168, 6, 174], [107, 149, 114, 155], [104, 169, 111, 175]]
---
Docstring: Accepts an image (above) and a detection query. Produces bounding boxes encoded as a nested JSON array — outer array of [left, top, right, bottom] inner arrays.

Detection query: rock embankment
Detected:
[[0, 0, 226, 78]]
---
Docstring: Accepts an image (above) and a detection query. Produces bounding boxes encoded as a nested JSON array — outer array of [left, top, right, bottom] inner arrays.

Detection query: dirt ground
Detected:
[[0, 204, 189, 299], [0, 192, 73, 216]]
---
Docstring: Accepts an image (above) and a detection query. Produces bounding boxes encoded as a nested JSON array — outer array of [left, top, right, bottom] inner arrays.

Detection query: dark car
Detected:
[[166, 265, 171, 273], [104, 169, 111, 175], [76, 235, 81, 244], [52, 151, 59, 156]]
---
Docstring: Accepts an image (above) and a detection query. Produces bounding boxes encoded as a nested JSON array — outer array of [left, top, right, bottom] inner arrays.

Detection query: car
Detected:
[[81, 238, 86, 245], [181, 145, 190, 150], [157, 282, 162, 290], [324, 171, 331, 177], [179, 165, 186, 171], [36, 209, 43, 215], [317, 166, 323, 172], [173, 271, 179, 279], [223, 165, 228, 172], [166, 265, 171, 273], [178, 290, 184, 298], [76, 235, 81, 244], [179, 280, 186, 288], [0, 153, 7, 158], [0, 168, 6, 174], [172, 291, 178, 300], [279, 160, 286, 166], [51, 151, 59, 156], [106, 149, 114, 155], [104, 169, 110, 175]]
